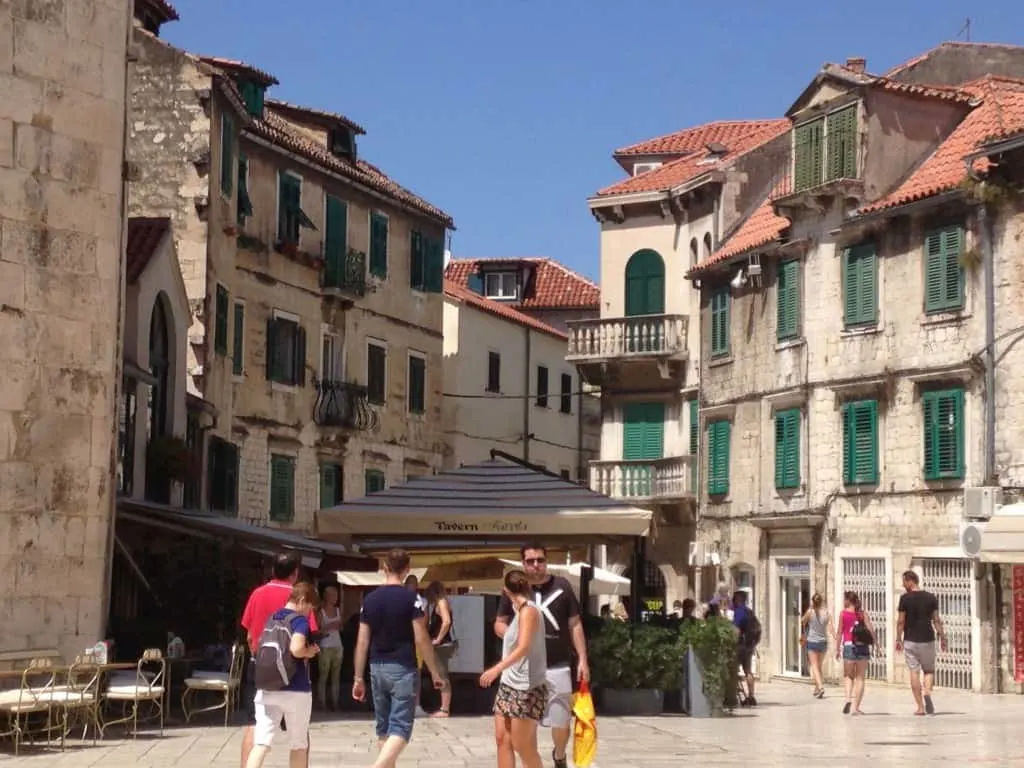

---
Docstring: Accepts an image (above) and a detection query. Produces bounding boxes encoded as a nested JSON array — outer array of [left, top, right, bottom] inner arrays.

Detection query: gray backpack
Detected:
[[253, 611, 300, 690]]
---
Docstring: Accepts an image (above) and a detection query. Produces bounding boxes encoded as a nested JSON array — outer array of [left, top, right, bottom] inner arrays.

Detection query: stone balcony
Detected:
[[589, 456, 694, 504], [566, 314, 689, 391]]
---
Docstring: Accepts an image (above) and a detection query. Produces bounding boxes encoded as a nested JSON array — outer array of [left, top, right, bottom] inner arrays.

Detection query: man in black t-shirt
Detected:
[[495, 543, 589, 768], [896, 570, 947, 715]]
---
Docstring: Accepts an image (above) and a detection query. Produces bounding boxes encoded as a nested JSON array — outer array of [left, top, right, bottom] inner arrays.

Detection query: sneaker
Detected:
[[842, 701, 851, 715], [552, 749, 568, 768], [924, 695, 935, 715]]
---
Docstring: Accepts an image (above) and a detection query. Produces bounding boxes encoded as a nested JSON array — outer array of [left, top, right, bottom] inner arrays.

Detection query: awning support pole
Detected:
[[630, 536, 644, 624]]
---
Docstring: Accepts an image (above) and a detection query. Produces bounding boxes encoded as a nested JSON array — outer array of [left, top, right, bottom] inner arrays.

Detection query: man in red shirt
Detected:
[[240, 552, 319, 768]]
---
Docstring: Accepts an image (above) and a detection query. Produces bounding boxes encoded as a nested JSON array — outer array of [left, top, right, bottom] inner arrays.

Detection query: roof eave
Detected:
[[588, 189, 668, 209], [971, 132, 1024, 161], [668, 170, 722, 197], [849, 188, 966, 225]]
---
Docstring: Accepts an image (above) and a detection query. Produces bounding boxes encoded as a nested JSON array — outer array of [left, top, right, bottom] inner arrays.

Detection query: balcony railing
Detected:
[[566, 314, 688, 362], [322, 248, 367, 297], [312, 379, 378, 431], [589, 456, 694, 501]]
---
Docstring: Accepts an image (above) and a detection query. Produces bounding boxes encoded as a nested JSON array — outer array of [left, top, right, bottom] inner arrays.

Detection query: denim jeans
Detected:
[[370, 662, 418, 742]]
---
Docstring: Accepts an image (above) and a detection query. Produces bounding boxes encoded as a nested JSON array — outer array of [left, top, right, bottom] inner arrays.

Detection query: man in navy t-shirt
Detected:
[[353, 549, 445, 767]]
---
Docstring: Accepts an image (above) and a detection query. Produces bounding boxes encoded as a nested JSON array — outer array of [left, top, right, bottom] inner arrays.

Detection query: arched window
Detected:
[[689, 238, 699, 269], [703, 232, 713, 258], [624, 249, 666, 317], [149, 296, 170, 439]]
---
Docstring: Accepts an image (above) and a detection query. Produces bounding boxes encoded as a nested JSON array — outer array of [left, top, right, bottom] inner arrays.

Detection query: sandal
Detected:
[[431, 708, 450, 718]]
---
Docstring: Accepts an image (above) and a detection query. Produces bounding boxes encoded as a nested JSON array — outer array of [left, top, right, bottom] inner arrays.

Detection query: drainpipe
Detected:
[[979, 200, 996, 483], [523, 326, 531, 462]]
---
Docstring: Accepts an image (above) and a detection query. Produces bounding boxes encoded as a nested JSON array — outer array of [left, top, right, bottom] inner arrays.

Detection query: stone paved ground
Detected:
[[3, 681, 1024, 767]]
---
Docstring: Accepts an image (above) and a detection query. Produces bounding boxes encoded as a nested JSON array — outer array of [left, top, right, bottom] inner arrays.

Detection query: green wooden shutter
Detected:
[[410, 231, 424, 289], [622, 402, 664, 460], [408, 355, 425, 414], [777, 259, 799, 341], [924, 225, 964, 313], [237, 155, 252, 223], [624, 249, 665, 316], [843, 400, 879, 485], [231, 302, 244, 376], [324, 196, 348, 289], [269, 455, 295, 521], [224, 442, 238, 514], [368, 343, 386, 403], [214, 285, 229, 355], [843, 244, 877, 327], [826, 105, 857, 181], [365, 469, 386, 494], [220, 113, 234, 195], [265, 317, 277, 380], [320, 463, 341, 507], [369, 213, 388, 278], [793, 118, 824, 192], [923, 388, 965, 480], [774, 408, 800, 489], [707, 419, 730, 496], [711, 287, 730, 357], [293, 323, 307, 386], [424, 237, 444, 293], [688, 399, 699, 490]]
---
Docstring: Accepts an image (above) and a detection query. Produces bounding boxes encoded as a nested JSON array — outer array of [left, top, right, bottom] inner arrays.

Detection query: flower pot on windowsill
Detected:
[[274, 240, 298, 257], [146, 435, 197, 484]]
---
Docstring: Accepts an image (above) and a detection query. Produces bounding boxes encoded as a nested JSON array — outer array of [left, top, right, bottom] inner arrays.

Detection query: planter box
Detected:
[[600, 687, 664, 716]]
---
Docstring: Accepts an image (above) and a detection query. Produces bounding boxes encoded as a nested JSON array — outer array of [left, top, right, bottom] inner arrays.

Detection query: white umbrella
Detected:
[[500, 560, 631, 596]]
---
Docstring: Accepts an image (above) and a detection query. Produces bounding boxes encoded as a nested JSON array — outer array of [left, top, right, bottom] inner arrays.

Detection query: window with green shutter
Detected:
[[710, 287, 730, 357], [277, 171, 315, 246], [774, 408, 801, 489], [323, 195, 348, 289], [369, 212, 388, 278], [776, 259, 800, 341], [265, 316, 306, 386], [793, 118, 824, 193], [408, 354, 426, 414], [237, 155, 252, 225], [410, 231, 426, 290], [622, 402, 665, 460], [365, 469, 386, 494], [842, 243, 877, 328], [238, 81, 265, 118], [826, 105, 858, 181], [923, 225, 965, 313], [207, 437, 238, 514], [424, 236, 444, 293], [842, 399, 879, 485], [923, 388, 965, 480], [706, 419, 730, 496], [367, 342, 387, 404], [319, 463, 343, 508], [231, 301, 244, 377], [688, 399, 699, 490], [536, 366, 549, 408], [214, 284, 229, 355], [269, 454, 295, 521], [220, 113, 234, 196]]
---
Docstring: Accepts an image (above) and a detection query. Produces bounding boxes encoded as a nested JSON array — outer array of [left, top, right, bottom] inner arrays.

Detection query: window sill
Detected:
[[775, 337, 805, 352], [407, 410, 426, 421], [708, 355, 733, 369], [839, 483, 880, 495], [840, 326, 881, 339], [232, 373, 244, 383], [921, 310, 969, 327], [270, 381, 299, 393], [535, 402, 550, 410], [369, 399, 386, 407]]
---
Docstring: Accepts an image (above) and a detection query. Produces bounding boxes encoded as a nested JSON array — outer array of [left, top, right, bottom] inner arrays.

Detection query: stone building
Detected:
[[127, 7, 452, 531], [0, 0, 132, 656], [688, 50, 1024, 692]]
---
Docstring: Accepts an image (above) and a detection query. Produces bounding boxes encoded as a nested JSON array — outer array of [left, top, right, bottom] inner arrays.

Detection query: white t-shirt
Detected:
[[318, 606, 342, 649]]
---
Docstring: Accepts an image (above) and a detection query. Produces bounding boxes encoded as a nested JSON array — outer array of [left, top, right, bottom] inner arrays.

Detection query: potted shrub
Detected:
[[679, 616, 738, 715], [590, 620, 683, 716]]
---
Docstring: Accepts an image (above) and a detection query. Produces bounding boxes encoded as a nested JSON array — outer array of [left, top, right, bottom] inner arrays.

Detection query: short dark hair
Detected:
[[384, 548, 410, 575], [733, 590, 748, 606], [520, 542, 547, 558], [903, 570, 920, 585], [273, 552, 301, 580]]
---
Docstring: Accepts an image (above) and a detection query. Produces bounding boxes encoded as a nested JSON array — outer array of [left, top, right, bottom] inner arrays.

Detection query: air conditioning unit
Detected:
[[963, 486, 999, 520], [959, 521, 987, 558], [688, 541, 707, 566]]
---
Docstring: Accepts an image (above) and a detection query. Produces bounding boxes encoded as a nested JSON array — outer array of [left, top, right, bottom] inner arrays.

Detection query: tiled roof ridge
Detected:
[[613, 118, 789, 157], [265, 99, 367, 136], [443, 280, 568, 340], [444, 257, 600, 309], [447, 256, 599, 291], [884, 41, 1024, 77]]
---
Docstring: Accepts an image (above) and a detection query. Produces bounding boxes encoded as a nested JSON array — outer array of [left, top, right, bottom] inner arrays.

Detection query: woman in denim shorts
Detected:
[[835, 591, 877, 715], [801, 592, 833, 699]]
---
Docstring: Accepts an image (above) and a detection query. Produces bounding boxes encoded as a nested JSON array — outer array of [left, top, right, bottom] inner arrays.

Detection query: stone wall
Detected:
[[0, 0, 130, 656]]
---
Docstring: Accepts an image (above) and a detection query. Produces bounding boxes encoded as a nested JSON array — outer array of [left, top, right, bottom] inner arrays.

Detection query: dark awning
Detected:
[[316, 458, 654, 544], [117, 498, 376, 571]]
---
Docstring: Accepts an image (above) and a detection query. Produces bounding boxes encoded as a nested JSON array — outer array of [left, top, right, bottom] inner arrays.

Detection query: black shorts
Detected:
[[737, 646, 753, 676]]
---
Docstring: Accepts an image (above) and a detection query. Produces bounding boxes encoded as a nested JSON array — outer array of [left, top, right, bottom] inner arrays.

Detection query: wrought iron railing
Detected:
[[312, 379, 378, 431], [322, 248, 367, 297], [566, 314, 688, 361], [589, 456, 694, 500]]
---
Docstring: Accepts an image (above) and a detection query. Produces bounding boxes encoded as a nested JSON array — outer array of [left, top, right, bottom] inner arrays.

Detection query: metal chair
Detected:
[[0, 658, 64, 755], [101, 648, 166, 738], [181, 643, 247, 726], [59, 654, 102, 744]]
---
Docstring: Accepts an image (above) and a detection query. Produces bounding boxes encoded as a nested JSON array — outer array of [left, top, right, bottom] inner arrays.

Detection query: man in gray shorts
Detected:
[[896, 570, 947, 715]]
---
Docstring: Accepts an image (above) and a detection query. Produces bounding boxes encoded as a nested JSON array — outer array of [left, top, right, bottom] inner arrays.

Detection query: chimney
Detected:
[[846, 57, 867, 74]]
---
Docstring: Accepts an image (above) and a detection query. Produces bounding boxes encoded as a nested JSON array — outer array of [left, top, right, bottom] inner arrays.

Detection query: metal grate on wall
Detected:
[[842, 557, 889, 682], [920, 558, 974, 691]]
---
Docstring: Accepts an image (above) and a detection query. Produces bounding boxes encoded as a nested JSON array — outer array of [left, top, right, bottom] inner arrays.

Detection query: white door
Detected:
[[777, 560, 810, 677], [841, 557, 888, 682], [919, 558, 974, 690]]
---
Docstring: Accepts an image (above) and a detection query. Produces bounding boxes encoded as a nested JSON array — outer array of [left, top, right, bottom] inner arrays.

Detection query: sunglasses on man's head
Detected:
[[524, 557, 546, 565]]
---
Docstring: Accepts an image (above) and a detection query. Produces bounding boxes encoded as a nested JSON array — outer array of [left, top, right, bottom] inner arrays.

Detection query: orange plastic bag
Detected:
[[571, 681, 597, 767]]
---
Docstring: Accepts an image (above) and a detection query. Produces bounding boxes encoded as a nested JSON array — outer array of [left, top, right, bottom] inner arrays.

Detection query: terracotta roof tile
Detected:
[[597, 120, 789, 198], [444, 280, 567, 340], [126, 217, 170, 285], [858, 76, 1024, 215], [688, 191, 789, 277], [265, 99, 366, 135], [138, 0, 179, 23], [614, 119, 789, 158], [196, 56, 279, 87], [445, 258, 599, 310], [247, 111, 454, 228]]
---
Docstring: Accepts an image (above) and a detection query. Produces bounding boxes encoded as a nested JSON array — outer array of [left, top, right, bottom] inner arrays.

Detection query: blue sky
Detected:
[[167, 0, 1024, 281]]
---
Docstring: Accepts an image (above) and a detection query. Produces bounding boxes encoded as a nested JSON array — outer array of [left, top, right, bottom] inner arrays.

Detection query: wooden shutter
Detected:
[[220, 113, 234, 195], [536, 366, 549, 407], [410, 231, 424, 289], [689, 399, 699, 490], [277, 171, 292, 243], [776, 260, 799, 340], [224, 442, 238, 514], [843, 400, 879, 485], [923, 388, 965, 480], [365, 470, 385, 494], [369, 213, 388, 277], [774, 408, 800, 489], [793, 118, 824, 192], [237, 155, 252, 222], [924, 225, 964, 313], [487, 351, 500, 392], [560, 373, 572, 414], [368, 343, 386, 403], [324, 196, 347, 288], [214, 285, 229, 355], [826, 105, 857, 181], [843, 244, 876, 327], [711, 288, 729, 356], [269, 455, 294, 521], [293, 324, 307, 386], [707, 419, 730, 496], [424, 237, 444, 293], [320, 463, 341, 508], [408, 355, 425, 413], [265, 317, 278, 380], [232, 302, 244, 376]]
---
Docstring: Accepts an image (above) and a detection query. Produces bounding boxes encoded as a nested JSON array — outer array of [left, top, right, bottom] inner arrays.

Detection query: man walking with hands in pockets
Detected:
[[495, 543, 590, 768]]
